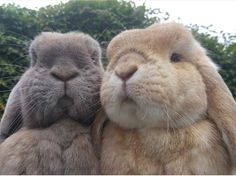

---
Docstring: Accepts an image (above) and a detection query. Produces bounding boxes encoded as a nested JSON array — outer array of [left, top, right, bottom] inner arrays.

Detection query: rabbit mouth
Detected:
[[57, 95, 74, 112], [55, 95, 78, 118], [119, 85, 134, 104]]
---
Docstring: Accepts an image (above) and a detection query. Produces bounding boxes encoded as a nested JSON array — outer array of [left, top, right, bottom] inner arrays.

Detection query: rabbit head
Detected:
[[0, 32, 104, 138], [101, 22, 236, 163], [102, 22, 210, 129]]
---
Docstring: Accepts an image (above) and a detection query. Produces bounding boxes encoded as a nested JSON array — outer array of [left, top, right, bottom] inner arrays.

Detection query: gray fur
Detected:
[[0, 32, 103, 137], [0, 119, 99, 174], [0, 32, 103, 174]]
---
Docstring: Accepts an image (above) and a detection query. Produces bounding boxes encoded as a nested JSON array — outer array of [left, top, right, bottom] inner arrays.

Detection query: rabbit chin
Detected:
[[104, 90, 168, 129], [50, 96, 77, 118], [44, 95, 96, 126], [105, 103, 167, 129]]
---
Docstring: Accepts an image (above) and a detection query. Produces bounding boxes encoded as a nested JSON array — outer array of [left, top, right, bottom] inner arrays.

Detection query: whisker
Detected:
[[166, 106, 208, 145]]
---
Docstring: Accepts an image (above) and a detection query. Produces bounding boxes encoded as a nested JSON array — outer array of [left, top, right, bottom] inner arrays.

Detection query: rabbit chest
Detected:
[[101, 119, 230, 174], [0, 119, 99, 174]]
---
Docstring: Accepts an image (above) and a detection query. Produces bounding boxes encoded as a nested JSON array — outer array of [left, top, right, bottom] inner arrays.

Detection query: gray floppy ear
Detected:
[[29, 43, 37, 66], [0, 83, 22, 143]]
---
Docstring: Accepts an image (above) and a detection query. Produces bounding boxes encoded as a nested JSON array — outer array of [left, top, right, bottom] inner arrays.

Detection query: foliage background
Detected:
[[0, 0, 235, 116]]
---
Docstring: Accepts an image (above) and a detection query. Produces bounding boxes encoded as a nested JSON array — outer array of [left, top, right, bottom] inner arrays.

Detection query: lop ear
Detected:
[[29, 42, 37, 66], [90, 109, 108, 159], [196, 53, 236, 166], [0, 83, 23, 143]]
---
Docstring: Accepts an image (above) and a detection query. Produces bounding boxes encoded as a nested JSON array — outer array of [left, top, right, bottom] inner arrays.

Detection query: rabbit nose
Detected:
[[51, 66, 78, 82], [115, 65, 138, 81]]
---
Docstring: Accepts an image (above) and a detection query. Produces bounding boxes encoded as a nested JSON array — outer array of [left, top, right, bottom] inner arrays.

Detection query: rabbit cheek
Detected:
[[127, 65, 176, 128], [170, 64, 208, 128], [20, 70, 65, 128], [66, 68, 102, 125]]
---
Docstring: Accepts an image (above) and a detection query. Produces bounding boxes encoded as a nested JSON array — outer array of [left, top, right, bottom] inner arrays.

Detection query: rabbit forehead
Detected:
[[31, 32, 101, 59], [107, 22, 195, 60], [34, 32, 98, 47]]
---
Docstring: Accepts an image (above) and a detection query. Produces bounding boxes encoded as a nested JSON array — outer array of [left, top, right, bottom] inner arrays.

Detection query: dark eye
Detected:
[[170, 53, 181, 62], [91, 57, 97, 64]]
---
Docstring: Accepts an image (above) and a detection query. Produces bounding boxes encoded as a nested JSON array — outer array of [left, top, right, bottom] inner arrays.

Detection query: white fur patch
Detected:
[[104, 69, 166, 129]]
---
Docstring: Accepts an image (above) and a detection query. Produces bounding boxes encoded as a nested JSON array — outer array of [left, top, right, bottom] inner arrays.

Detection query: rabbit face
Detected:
[[20, 32, 103, 128], [101, 23, 208, 129]]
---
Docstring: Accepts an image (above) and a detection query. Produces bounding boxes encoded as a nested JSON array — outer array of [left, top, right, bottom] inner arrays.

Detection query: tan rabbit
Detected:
[[97, 22, 236, 174], [0, 32, 103, 174]]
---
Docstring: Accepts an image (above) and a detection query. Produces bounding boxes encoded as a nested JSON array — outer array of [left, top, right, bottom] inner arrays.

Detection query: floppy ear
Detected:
[[0, 83, 23, 143], [90, 109, 108, 159], [195, 52, 236, 166]]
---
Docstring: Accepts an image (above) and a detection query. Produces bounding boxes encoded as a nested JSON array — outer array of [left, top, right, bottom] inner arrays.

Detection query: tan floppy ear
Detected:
[[90, 109, 108, 159], [195, 51, 236, 166]]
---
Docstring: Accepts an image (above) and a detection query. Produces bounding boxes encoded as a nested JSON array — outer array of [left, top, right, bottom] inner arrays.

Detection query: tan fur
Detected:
[[91, 109, 107, 159], [98, 22, 236, 174], [102, 120, 229, 174]]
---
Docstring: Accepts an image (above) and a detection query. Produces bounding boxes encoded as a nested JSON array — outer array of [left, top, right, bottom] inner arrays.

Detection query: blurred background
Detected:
[[0, 0, 235, 116]]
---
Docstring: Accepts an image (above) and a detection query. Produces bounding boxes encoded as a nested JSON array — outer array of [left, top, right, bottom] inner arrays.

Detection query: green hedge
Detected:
[[0, 0, 235, 116]]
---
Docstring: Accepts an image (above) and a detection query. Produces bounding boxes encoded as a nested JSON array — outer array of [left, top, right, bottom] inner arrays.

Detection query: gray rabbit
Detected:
[[0, 32, 103, 174]]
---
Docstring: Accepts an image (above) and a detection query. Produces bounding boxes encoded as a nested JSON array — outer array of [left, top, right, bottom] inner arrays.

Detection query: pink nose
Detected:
[[115, 65, 138, 81]]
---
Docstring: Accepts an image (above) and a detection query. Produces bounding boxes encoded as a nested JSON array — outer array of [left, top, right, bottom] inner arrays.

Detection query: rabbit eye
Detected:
[[91, 51, 98, 64], [170, 53, 181, 62], [91, 57, 97, 64]]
